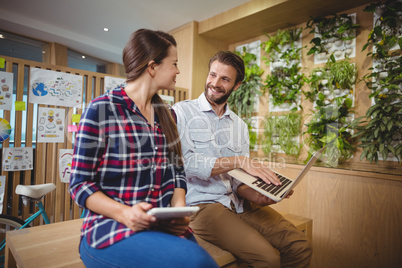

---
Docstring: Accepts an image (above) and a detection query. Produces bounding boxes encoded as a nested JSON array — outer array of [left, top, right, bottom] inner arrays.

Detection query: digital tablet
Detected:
[[147, 207, 199, 220]]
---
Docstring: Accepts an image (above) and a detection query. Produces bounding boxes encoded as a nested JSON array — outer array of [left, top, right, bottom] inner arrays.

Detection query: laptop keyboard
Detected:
[[251, 173, 293, 196]]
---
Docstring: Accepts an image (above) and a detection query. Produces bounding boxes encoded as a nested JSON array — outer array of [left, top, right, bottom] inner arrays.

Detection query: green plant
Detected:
[[228, 47, 263, 118], [263, 112, 302, 157], [304, 67, 327, 102], [362, 0, 402, 60], [327, 57, 358, 89], [261, 28, 306, 110], [264, 65, 305, 110], [247, 120, 258, 151], [304, 99, 357, 165], [351, 0, 402, 164], [306, 13, 359, 56], [261, 28, 303, 64], [353, 56, 402, 163], [304, 56, 357, 103]]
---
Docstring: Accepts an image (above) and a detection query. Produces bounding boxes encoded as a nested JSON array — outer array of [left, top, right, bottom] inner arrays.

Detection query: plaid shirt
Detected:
[[69, 88, 186, 249]]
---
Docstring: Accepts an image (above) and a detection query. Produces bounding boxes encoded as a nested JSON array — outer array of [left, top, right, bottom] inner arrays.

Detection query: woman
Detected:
[[69, 29, 218, 268]]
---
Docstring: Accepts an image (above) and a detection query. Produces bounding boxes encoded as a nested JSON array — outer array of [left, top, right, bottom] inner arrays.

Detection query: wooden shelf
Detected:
[[250, 152, 402, 182], [198, 0, 375, 44]]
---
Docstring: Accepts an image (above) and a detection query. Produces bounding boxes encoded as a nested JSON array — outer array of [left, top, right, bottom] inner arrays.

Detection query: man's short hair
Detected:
[[209, 51, 245, 84]]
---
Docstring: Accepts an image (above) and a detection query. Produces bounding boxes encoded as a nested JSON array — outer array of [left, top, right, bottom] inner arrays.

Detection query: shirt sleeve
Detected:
[[173, 103, 218, 180], [69, 101, 105, 208], [232, 122, 250, 193]]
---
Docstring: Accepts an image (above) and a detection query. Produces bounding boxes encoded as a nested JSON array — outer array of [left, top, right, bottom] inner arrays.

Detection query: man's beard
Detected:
[[204, 84, 235, 105]]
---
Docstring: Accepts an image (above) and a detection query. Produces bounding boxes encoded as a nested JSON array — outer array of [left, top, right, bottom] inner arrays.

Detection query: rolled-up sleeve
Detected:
[[174, 165, 187, 190]]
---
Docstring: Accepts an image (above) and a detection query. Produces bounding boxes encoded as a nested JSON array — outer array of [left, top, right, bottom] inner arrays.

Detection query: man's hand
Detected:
[[237, 184, 295, 206], [241, 157, 281, 186]]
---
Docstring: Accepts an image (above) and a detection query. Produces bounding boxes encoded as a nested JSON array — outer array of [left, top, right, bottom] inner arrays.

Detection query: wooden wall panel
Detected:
[[170, 21, 228, 100], [170, 23, 194, 97]]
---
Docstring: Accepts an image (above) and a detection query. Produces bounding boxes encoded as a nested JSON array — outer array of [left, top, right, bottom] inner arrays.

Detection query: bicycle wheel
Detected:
[[0, 215, 25, 265]]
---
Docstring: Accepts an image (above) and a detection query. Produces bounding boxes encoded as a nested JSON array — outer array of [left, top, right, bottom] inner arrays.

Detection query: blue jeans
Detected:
[[79, 231, 219, 268]]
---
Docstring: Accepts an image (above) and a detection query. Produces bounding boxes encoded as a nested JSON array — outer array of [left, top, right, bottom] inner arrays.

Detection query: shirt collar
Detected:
[[198, 92, 233, 119], [108, 88, 160, 125]]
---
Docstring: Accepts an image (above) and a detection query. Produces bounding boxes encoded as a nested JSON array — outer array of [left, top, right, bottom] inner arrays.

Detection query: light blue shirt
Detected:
[[173, 93, 250, 213]]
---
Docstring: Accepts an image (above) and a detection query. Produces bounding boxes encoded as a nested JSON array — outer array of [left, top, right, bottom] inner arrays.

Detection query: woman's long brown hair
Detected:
[[122, 29, 183, 166]]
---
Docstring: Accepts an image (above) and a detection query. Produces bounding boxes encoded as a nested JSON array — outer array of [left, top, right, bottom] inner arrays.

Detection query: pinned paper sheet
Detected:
[[72, 114, 81, 123], [37, 107, 65, 143], [0, 71, 13, 110], [15, 101, 26, 111], [0, 176, 5, 214], [0, 58, 4, 69], [68, 125, 78, 132], [59, 149, 73, 183], [29, 68, 82, 107], [2, 147, 34, 171]]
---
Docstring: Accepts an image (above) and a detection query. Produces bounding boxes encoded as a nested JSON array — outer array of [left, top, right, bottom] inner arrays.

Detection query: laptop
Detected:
[[228, 148, 325, 202]]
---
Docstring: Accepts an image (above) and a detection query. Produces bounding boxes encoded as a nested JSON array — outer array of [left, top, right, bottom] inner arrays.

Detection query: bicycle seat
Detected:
[[15, 183, 56, 199]]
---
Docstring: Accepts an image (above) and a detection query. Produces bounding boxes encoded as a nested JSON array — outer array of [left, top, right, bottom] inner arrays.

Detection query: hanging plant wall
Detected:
[[228, 46, 264, 150], [228, 47, 264, 118], [351, 0, 402, 164], [304, 56, 357, 108], [262, 112, 302, 157], [306, 13, 359, 64], [303, 56, 358, 165], [261, 28, 306, 112]]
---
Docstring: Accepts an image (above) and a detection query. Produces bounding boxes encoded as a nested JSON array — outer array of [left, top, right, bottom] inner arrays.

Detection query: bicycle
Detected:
[[0, 183, 56, 265]]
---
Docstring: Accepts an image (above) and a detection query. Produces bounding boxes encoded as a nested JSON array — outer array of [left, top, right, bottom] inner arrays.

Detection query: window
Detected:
[[0, 30, 45, 62], [67, 49, 107, 73]]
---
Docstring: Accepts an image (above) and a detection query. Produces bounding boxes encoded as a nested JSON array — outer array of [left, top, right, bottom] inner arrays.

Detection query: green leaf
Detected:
[[374, 127, 380, 138], [379, 143, 385, 154], [366, 104, 381, 117], [387, 121, 393, 131]]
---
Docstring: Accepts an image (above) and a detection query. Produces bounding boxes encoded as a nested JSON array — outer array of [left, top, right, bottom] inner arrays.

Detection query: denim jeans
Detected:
[[79, 231, 219, 268]]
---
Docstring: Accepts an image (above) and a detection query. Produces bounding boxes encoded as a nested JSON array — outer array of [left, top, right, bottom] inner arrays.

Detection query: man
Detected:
[[173, 51, 312, 268]]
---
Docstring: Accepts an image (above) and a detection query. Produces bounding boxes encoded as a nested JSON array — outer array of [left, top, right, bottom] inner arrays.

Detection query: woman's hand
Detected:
[[119, 202, 156, 232], [157, 216, 190, 236]]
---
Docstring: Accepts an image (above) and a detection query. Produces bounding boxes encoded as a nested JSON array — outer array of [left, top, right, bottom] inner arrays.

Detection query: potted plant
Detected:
[[263, 112, 302, 157], [261, 28, 306, 111], [304, 98, 357, 165], [327, 56, 358, 91], [261, 28, 303, 64], [306, 13, 359, 57], [304, 56, 357, 106], [352, 0, 402, 164], [362, 0, 402, 60]]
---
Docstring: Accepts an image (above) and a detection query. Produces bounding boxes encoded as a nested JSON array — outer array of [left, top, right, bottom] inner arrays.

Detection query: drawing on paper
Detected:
[[29, 68, 83, 107], [104, 76, 126, 93], [0, 118, 11, 142], [37, 107, 65, 143], [0, 71, 13, 110], [2, 147, 33, 171], [59, 149, 73, 183], [0, 176, 5, 214]]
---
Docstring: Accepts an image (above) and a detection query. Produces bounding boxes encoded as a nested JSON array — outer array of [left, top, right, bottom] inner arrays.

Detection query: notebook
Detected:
[[228, 148, 325, 202]]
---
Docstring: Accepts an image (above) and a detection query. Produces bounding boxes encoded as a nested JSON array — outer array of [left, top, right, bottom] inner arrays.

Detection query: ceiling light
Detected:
[[103, 28, 109, 32], [82, 55, 86, 59]]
